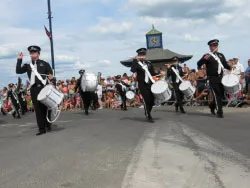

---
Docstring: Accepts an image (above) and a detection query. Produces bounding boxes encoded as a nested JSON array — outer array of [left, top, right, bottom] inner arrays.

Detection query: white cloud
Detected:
[[89, 17, 132, 34], [215, 13, 235, 25], [102, 60, 112, 65], [55, 55, 78, 62], [74, 60, 89, 69], [139, 16, 205, 28], [184, 33, 201, 42], [1, 0, 250, 86], [223, 0, 248, 7]]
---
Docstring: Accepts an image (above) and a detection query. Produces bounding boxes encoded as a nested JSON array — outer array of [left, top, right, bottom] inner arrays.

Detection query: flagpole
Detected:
[[47, 0, 55, 75]]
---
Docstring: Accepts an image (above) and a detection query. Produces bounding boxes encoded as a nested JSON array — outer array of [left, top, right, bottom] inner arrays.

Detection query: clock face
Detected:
[[148, 35, 161, 48]]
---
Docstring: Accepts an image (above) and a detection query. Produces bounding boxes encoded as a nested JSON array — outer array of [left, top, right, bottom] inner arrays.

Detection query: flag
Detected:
[[44, 25, 51, 39]]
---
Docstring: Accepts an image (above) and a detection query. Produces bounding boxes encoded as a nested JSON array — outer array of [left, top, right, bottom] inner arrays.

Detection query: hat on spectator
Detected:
[[28, 45, 41, 52], [207, 39, 219, 46], [136, 48, 147, 56]]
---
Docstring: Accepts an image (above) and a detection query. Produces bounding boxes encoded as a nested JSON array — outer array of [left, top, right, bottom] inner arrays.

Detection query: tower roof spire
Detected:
[[146, 25, 162, 35]]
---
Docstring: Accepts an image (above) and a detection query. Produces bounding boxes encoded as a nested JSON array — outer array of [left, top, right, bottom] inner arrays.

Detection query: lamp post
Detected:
[[47, 0, 55, 75]]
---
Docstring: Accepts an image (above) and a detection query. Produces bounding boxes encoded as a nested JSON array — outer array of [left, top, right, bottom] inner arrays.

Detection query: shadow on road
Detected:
[[155, 109, 215, 118], [0, 120, 7, 125], [120, 117, 162, 123], [51, 124, 65, 132]]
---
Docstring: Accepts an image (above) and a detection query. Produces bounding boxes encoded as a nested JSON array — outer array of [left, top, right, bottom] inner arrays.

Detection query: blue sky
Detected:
[[1, 0, 250, 87]]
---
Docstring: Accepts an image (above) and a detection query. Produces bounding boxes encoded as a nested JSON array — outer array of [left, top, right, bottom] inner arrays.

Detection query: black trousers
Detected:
[[173, 82, 184, 108], [139, 82, 154, 116], [30, 86, 50, 132], [80, 91, 93, 111], [120, 91, 127, 110], [18, 96, 27, 115], [11, 98, 21, 117], [208, 76, 224, 114], [92, 92, 99, 109]]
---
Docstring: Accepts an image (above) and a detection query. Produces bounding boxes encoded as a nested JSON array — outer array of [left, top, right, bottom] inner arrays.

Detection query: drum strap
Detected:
[[30, 62, 47, 86], [118, 83, 126, 92], [171, 67, 184, 83], [137, 61, 155, 84], [209, 53, 224, 74]]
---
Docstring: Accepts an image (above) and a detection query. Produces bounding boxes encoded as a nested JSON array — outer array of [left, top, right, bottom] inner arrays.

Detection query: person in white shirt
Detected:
[[105, 76, 114, 91], [232, 57, 245, 79], [96, 84, 103, 109]]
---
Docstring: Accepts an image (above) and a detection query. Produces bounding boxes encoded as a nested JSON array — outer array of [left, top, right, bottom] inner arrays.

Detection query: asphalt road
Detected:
[[0, 106, 250, 188]]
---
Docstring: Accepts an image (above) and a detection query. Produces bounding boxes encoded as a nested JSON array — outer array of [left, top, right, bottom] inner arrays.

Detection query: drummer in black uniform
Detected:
[[131, 48, 157, 122], [75, 70, 93, 115], [197, 39, 231, 118], [115, 75, 129, 111], [7, 83, 21, 119], [16, 45, 54, 135], [16, 77, 27, 115], [166, 57, 185, 113]]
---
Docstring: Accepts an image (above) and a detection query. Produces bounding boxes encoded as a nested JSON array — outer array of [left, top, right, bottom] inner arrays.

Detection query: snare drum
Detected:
[[179, 81, 195, 99], [37, 85, 64, 109], [151, 80, 172, 104], [81, 72, 98, 92], [126, 91, 135, 102], [222, 74, 240, 94]]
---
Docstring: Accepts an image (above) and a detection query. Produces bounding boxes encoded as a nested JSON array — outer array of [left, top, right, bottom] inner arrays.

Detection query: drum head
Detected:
[[82, 73, 96, 80], [151, 81, 168, 94], [222, 74, 239, 87], [126, 91, 135, 99], [179, 81, 191, 91], [37, 85, 52, 101], [81, 72, 98, 92]]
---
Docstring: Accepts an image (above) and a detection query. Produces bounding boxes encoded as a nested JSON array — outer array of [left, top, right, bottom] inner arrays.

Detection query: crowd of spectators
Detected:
[[1, 58, 250, 115]]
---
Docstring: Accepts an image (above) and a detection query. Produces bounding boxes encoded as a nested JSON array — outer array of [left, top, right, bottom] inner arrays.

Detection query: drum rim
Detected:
[[222, 76, 239, 87], [37, 85, 53, 101], [151, 81, 169, 94], [179, 81, 193, 90]]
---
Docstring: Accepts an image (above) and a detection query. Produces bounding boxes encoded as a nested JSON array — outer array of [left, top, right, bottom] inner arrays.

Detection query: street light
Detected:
[[47, 0, 55, 75]]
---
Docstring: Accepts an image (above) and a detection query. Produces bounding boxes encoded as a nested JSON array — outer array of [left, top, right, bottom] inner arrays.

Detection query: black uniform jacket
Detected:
[[197, 52, 230, 77], [16, 59, 53, 85]]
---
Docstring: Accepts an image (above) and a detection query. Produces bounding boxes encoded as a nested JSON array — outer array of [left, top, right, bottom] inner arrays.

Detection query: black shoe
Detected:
[[16, 115, 21, 119], [85, 110, 89, 115], [36, 131, 46, 136], [12, 112, 16, 118], [210, 109, 216, 115], [175, 105, 179, 112], [147, 115, 154, 123], [180, 107, 186, 114], [217, 113, 224, 118]]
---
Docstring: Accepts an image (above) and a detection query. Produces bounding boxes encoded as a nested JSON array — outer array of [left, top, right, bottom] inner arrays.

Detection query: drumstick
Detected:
[[40, 74, 58, 78], [17, 53, 31, 57]]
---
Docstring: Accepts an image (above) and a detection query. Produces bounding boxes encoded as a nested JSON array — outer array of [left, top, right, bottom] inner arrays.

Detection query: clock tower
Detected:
[[146, 25, 163, 49]]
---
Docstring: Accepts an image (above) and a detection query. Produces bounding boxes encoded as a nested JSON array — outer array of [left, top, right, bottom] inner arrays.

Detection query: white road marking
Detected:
[[1, 124, 19, 127], [19, 125, 30, 127], [122, 121, 250, 188]]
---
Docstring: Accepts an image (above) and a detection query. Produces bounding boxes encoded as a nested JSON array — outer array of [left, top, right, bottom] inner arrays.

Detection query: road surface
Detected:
[[0, 106, 250, 188]]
